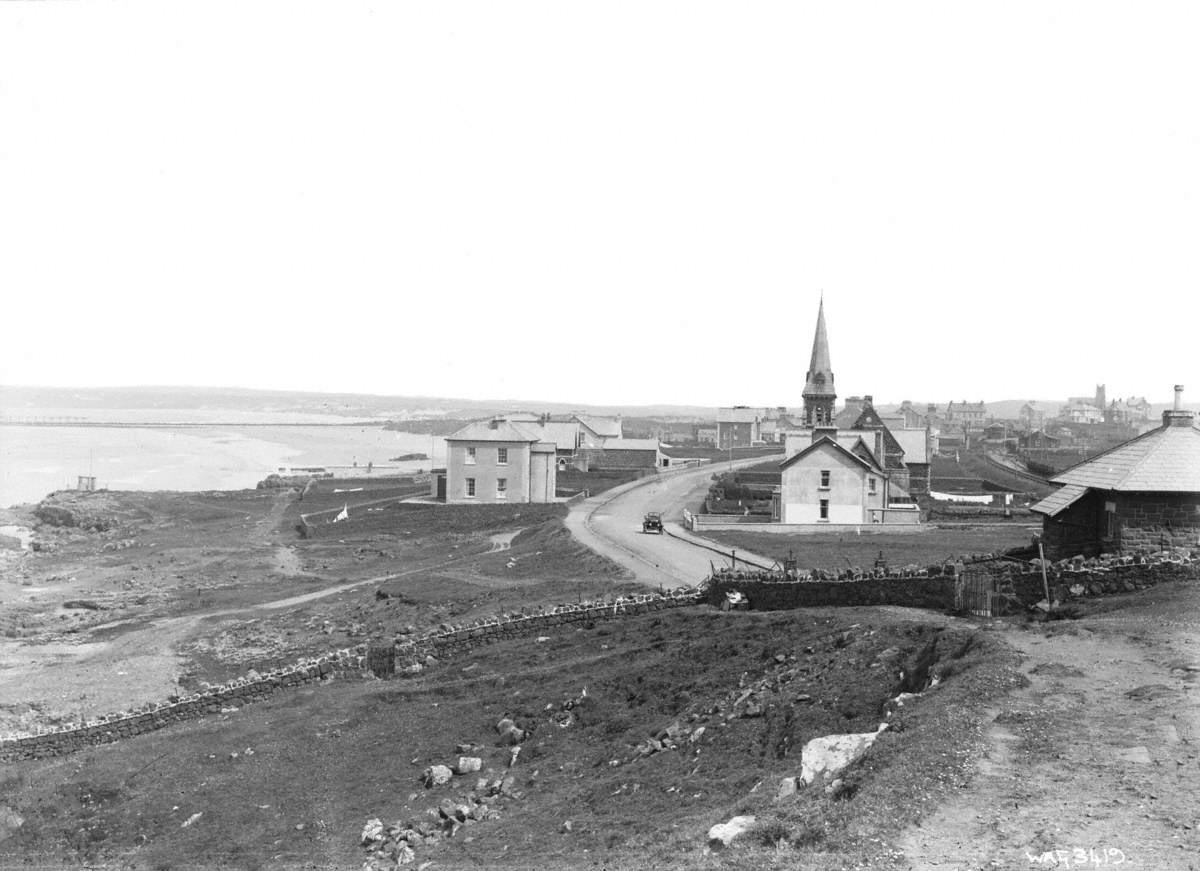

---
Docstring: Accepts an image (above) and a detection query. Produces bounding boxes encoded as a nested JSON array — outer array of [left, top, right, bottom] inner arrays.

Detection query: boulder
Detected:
[[800, 724, 888, 786], [360, 818, 384, 845], [707, 815, 756, 849], [456, 756, 482, 774], [422, 764, 454, 788]]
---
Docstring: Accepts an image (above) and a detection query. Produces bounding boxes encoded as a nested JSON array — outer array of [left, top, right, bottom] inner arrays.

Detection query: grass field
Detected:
[[701, 526, 1037, 571], [0, 607, 1021, 870]]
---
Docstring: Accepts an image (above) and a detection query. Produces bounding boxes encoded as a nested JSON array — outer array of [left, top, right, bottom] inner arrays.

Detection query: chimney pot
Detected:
[[1175, 385, 1184, 411]]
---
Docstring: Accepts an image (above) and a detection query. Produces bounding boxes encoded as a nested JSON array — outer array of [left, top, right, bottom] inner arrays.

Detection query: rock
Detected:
[[824, 778, 844, 795], [800, 725, 888, 786], [776, 777, 797, 800], [423, 764, 454, 788], [496, 717, 517, 734], [456, 757, 482, 774], [361, 818, 384, 845], [395, 844, 416, 865], [707, 815, 756, 849], [561, 819, 573, 833], [508, 747, 521, 767], [475, 777, 490, 792], [456, 742, 482, 754]]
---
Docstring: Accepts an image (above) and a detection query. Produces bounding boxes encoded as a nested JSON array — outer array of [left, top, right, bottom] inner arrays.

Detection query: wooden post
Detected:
[[1037, 540, 1052, 608]]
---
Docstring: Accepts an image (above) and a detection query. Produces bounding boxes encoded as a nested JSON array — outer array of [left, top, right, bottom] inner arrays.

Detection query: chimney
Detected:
[[1162, 385, 1193, 427]]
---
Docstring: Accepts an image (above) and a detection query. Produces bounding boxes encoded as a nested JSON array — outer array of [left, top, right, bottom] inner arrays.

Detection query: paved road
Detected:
[[564, 458, 782, 589]]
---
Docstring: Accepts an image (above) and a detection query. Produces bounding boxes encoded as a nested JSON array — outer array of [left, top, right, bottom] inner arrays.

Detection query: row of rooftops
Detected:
[[446, 413, 660, 453]]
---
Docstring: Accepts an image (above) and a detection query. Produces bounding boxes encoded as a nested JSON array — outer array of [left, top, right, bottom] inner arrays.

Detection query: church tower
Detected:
[[802, 296, 837, 425]]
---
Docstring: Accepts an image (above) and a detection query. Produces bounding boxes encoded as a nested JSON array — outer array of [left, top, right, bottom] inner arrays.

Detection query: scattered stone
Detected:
[[561, 819, 573, 833], [456, 756, 482, 774], [361, 818, 384, 845], [776, 777, 797, 800], [707, 815, 756, 849], [423, 764, 453, 788]]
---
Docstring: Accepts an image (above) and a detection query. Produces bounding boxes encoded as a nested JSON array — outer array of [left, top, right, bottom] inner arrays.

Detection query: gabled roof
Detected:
[[574, 414, 622, 439], [780, 436, 883, 473], [717, 407, 761, 424], [892, 428, 929, 463], [446, 420, 544, 442], [1031, 483, 1089, 517], [1048, 420, 1200, 492]]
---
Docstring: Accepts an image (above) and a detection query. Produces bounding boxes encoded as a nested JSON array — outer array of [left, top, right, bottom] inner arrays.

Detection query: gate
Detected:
[[955, 570, 997, 617]]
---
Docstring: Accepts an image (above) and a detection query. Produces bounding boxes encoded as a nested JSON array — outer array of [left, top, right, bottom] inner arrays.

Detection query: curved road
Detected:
[[564, 458, 781, 589]]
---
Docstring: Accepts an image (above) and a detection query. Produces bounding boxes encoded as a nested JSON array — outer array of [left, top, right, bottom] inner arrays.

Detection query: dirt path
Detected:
[[898, 584, 1200, 869]]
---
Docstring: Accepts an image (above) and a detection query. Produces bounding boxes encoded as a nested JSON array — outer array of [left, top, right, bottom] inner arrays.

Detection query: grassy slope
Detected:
[[0, 608, 1021, 870], [700, 527, 1035, 570]]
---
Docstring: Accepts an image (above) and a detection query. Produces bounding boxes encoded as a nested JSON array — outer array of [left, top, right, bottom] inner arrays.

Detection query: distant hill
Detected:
[[0, 384, 720, 421]]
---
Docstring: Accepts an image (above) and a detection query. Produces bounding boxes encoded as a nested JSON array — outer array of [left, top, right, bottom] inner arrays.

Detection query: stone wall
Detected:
[[704, 572, 956, 612], [392, 589, 703, 667], [1116, 492, 1200, 551], [992, 551, 1200, 606], [0, 648, 366, 762]]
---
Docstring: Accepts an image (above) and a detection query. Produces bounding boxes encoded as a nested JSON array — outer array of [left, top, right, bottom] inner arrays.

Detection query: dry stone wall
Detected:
[[0, 647, 366, 762], [704, 571, 956, 611], [993, 550, 1200, 606]]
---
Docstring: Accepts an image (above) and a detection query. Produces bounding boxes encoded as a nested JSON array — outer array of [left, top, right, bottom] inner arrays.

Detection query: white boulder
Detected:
[[422, 764, 454, 788], [707, 815, 756, 849], [800, 724, 888, 786]]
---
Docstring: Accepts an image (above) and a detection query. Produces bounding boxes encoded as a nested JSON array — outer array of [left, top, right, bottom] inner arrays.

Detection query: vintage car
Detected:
[[642, 511, 664, 534]]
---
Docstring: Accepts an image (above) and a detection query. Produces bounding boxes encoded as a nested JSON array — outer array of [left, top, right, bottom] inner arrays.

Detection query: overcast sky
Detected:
[[1, 2, 1197, 409]]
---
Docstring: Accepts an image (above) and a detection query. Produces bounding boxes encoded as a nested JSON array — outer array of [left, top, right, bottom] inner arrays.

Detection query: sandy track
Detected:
[[899, 586, 1200, 869]]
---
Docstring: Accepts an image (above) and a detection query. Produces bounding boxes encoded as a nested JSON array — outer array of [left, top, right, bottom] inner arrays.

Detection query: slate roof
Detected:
[[717, 407, 761, 424], [1048, 420, 1200, 492], [446, 420, 544, 442], [780, 436, 883, 473], [892, 428, 930, 463], [575, 415, 623, 439], [1030, 483, 1089, 517]]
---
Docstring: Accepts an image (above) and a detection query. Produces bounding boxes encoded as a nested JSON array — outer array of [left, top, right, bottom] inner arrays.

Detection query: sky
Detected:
[[1, 2, 1197, 409]]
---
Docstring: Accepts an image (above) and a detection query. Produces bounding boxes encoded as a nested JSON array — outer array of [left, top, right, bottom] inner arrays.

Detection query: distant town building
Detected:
[[444, 418, 558, 504], [1020, 402, 1047, 431], [1032, 386, 1200, 558], [716, 406, 762, 447], [945, 400, 987, 429], [696, 424, 718, 446]]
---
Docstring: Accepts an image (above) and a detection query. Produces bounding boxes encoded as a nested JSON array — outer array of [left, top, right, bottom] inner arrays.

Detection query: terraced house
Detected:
[[444, 419, 557, 504]]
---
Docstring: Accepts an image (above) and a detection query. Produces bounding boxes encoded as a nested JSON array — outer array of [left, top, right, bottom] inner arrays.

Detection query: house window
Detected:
[[819, 499, 829, 520], [465, 446, 476, 465], [465, 478, 476, 497], [819, 470, 831, 488], [1105, 501, 1117, 539], [868, 477, 877, 494], [497, 447, 508, 465], [496, 478, 507, 499]]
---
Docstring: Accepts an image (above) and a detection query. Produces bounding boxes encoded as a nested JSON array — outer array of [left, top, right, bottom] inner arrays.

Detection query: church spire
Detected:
[[802, 295, 836, 425]]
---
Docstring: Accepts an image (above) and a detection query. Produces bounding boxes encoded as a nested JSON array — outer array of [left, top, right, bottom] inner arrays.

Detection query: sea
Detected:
[[0, 409, 447, 508]]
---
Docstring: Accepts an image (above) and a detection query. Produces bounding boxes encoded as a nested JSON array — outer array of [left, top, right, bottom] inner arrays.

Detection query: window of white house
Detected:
[[820, 470, 831, 488], [868, 477, 877, 494], [466, 446, 476, 465], [497, 478, 507, 498], [497, 447, 508, 465], [465, 478, 476, 497], [819, 499, 829, 520]]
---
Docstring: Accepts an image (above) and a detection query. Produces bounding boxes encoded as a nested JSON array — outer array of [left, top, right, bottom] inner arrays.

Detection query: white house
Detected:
[[444, 419, 557, 504], [776, 434, 889, 524]]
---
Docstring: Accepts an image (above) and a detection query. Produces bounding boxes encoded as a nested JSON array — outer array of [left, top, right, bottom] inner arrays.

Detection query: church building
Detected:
[[775, 298, 922, 525]]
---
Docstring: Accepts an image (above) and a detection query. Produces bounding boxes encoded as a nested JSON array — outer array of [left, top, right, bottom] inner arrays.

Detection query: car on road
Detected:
[[642, 512, 664, 534]]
